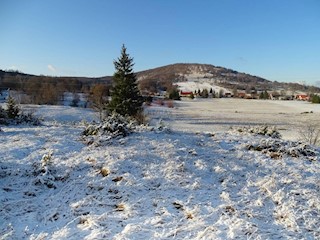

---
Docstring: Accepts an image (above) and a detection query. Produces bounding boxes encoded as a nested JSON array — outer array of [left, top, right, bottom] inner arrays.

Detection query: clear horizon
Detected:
[[1, 0, 319, 86]]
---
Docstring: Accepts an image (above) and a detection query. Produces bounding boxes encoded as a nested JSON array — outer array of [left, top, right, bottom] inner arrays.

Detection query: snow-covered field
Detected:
[[147, 98, 320, 141], [1, 100, 320, 239]]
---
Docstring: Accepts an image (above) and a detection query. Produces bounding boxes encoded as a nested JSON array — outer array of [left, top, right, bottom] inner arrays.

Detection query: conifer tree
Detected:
[[168, 87, 181, 100], [6, 96, 20, 119], [108, 45, 143, 117], [201, 89, 209, 98]]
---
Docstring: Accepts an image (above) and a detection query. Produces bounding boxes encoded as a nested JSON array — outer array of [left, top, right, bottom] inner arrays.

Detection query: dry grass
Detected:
[[100, 167, 110, 177]]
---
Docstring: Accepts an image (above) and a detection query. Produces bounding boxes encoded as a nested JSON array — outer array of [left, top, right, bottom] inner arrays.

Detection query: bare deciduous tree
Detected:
[[89, 84, 109, 120], [298, 124, 320, 146]]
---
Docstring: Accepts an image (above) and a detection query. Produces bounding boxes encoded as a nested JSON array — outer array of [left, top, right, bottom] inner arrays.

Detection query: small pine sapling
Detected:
[[41, 150, 53, 172], [6, 96, 20, 119]]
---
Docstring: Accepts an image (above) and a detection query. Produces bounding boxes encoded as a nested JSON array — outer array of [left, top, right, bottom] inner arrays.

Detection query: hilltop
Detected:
[[137, 63, 269, 86]]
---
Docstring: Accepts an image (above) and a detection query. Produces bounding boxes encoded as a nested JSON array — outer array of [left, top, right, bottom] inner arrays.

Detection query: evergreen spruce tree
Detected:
[[259, 90, 269, 100], [6, 96, 20, 119], [201, 89, 209, 98], [168, 87, 181, 100], [108, 45, 143, 117]]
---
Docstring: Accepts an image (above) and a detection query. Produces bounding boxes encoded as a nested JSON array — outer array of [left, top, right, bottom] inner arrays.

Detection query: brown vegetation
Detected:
[[89, 84, 109, 119], [0, 71, 112, 105]]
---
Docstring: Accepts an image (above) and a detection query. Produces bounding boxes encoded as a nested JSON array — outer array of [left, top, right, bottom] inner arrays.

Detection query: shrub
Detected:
[[311, 94, 320, 104], [33, 150, 56, 188], [232, 125, 281, 138], [168, 88, 181, 100], [298, 124, 320, 146], [0, 97, 41, 125], [17, 111, 42, 125], [82, 112, 151, 146], [89, 84, 109, 120], [246, 138, 318, 160], [6, 96, 20, 119], [82, 113, 135, 139]]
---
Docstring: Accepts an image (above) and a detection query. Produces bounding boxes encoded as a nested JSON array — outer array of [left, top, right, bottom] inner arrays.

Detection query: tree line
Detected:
[[0, 74, 112, 105]]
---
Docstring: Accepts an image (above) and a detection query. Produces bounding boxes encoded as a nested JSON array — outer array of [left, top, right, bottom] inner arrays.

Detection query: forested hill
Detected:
[[1, 63, 319, 94], [137, 63, 320, 93], [0, 70, 112, 91]]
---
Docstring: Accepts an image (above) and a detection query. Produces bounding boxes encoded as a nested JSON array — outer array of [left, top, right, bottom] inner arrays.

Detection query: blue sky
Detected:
[[0, 0, 319, 86]]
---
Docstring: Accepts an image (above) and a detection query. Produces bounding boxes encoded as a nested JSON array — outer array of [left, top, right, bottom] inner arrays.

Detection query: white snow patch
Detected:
[[176, 81, 228, 94]]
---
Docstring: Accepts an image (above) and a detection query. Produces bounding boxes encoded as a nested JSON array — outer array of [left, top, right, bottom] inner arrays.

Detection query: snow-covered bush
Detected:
[[232, 125, 281, 138], [83, 113, 135, 138], [1, 110, 41, 125], [82, 113, 171, 146], [82, 113, 143, 145], [0, 97, 41, 125], [33, 150, 57, 188], [17, 111, 41, 125], [246, 138, 319, 160]]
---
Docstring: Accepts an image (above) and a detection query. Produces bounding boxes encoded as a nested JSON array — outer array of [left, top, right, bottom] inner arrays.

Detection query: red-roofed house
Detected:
[[296, 94, 309, 101], [180, 91, 193, 97]]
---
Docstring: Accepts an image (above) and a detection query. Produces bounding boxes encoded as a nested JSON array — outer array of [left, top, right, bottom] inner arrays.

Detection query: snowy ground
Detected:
[[147, 98, 320, 141], [1, 101, 320, 239]]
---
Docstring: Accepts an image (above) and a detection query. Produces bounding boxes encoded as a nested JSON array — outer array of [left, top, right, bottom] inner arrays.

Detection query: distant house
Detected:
[[296, 94, 309, 101], [180, 91, 193, 98]]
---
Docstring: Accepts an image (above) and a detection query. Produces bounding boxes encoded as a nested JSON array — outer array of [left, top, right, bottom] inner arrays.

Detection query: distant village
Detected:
[[178, 89, 311, 101], [0, 85, 318, 106]]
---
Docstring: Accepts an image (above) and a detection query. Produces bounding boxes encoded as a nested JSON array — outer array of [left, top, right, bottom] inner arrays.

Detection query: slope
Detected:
[[137, 63, 320, 93]]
